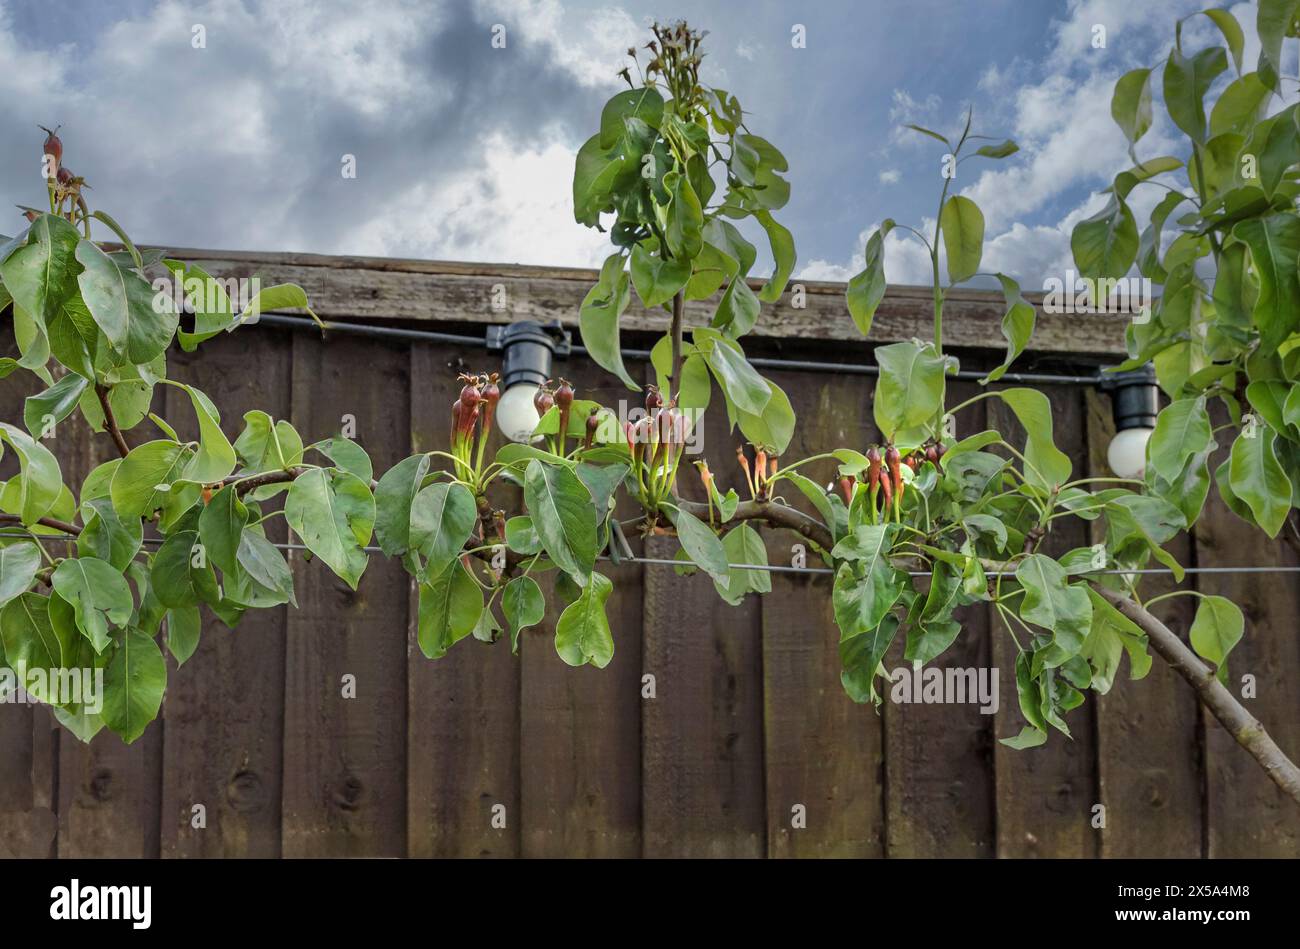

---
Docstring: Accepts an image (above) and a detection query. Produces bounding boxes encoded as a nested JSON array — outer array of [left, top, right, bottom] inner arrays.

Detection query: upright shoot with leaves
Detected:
[[837, 101, 1230, 751], [572, 19, 797, 457]]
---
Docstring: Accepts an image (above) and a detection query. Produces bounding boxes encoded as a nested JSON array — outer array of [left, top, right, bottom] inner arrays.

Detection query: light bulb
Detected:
[[496, 383, 541, 443], [1107, 426, 1152, 479]]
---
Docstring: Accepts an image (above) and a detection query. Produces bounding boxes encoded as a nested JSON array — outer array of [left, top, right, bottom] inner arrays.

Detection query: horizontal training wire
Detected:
[[4, 531, 1297, 577], [609, 556, 1300, 577]]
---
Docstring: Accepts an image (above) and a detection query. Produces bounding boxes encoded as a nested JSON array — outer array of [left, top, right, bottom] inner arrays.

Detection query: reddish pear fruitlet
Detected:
[[885, 445, 903, 497], [457, 374, 482, 407], [40, 125, 61, 169], [645, 384, 663, 413], [533, 384, 554, 416], [866, 445, 882, 494]]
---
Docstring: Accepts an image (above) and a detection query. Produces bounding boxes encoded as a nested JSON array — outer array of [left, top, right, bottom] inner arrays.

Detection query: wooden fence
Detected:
[[0, 250, 1297, 858]]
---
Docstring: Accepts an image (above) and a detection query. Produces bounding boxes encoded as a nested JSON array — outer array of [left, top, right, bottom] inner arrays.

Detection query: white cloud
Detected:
[[0, 8, 67, 101], [881, 220, 942, 285], [887, 88, 946, 146], [2, 0, 1278, 283], [798, 220, 935, 286], [889, 89, 941, 122], [798, 258, 854, 281], [957, 70, 1152, 235], [978, 63, 1009, 94], [486, 0, 642, 88], [817, 0, 1240, 286], [0, 0, 633, 261], [1046, 0, 1199, 64], [350, 131, 610, 266]]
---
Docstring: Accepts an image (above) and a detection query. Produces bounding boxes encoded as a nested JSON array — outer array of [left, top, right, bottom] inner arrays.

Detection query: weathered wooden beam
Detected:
[[159, 247, 1131, 356]]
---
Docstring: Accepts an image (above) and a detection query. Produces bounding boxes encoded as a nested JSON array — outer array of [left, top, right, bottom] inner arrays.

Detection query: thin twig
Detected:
[[0, 513, 82, 536], [676, 497, 833, 550], [94, 384, 131, 459], [219, 467, 308, 496]]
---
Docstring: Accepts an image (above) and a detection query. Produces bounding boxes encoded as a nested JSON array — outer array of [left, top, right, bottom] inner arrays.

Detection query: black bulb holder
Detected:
[[1099, 363, 1158, 431], [486, 320, 571, 389]]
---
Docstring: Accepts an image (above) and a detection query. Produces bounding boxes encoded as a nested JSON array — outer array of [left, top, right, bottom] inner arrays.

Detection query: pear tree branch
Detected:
[[1092, 583, 1300, 806]]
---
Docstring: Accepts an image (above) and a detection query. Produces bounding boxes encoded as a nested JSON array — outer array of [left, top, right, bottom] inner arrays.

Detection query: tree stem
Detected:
[[1092, 583, 1300, 806], [95, 384, 131, 459], [932, 176, 951, 350], [670, 290, 684, 402], [676, 497, 833, 550]]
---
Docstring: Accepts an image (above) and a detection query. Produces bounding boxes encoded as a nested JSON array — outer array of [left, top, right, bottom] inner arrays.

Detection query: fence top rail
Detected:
[[136, 245, 1134, 356]]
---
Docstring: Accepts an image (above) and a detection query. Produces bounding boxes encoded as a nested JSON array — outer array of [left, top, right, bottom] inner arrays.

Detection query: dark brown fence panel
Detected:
[[987, 387, 1100, 858], [641, 391, 767, 857], [8, 255, 1300, 856], [0, 332, 163, 858], [759, 365, 883, 858], [280, 334, 410, 857], [406, 341, 520, 858], [518, 362, 643, 858], [1194, 424, 1300, 857], [519, 564, 644, 858], [58, 731, 162, 857], [0, 709, 56, 858], [883, 381, 996, 857], [158, 335, 294, 857], [52, 368, 162, 858], [1084, 389, 1203, 857], [642, 534, 766, 857], [0, 346, 58, 858]]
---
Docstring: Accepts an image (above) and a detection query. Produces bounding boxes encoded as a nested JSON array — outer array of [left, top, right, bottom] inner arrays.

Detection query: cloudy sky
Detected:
[[0, 0, 1271, 290]]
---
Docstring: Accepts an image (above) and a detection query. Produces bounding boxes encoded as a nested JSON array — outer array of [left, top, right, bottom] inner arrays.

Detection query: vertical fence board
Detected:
[[281, 334, 409, 857], [519, 561, 643, 857], [57, 730, 163, 858], [760, 367, 883, 858], [0, 707, 57, 857], [0, 348, 58, 858], [46, 366, 162, 857], [158, 334, 293, 857], [883, 383, 996, 857], [406, 342, 520, 858], [1084, 389, 1202, 857], [519, 366, 642, 858], [1194, 418, 1300, 857], [988, 386, 1099, 858], [642, 389, 765, 857], [641, 535, 765, 856]]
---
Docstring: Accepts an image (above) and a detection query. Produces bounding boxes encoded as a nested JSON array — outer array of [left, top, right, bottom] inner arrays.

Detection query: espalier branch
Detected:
[[0, 11, 1297, 805]]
